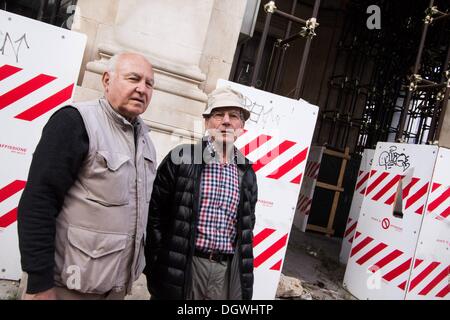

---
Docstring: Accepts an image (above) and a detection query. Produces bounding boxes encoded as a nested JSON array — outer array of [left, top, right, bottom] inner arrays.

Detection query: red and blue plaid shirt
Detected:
[[195, 138, 240, 254]]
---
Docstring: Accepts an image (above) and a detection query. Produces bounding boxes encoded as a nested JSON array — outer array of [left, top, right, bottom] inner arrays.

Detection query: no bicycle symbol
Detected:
[[382, 218, 390, 230]]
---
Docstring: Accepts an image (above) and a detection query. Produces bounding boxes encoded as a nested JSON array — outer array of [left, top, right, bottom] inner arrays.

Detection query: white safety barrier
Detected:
[[219, 80, 319, 299], [405, 147, 449, 300], [0, 10, 86, 280], [343, 142, 447, 300], [339, 149, 375, 264], [293, 146, 324, 232]]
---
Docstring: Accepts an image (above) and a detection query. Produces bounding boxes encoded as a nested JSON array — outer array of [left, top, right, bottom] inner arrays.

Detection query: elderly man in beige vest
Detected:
[[17, 52, 157, 300]]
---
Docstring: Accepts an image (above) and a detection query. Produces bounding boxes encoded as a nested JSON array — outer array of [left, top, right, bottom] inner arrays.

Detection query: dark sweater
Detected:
[[17, 106, 89, 294]]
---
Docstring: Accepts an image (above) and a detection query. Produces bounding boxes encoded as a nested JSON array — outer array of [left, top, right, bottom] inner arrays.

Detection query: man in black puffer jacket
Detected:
[[144, 86, 258, 300]]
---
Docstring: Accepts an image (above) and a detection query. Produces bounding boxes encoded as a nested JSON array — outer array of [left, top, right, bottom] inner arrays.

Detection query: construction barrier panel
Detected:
[[0, 10, 86, 280], [293, 146, 324, 232], [405, 147, 449, 300], [219, 80, 319, 299], [339, 149, 375, 264], [343, 142, 439, 299]]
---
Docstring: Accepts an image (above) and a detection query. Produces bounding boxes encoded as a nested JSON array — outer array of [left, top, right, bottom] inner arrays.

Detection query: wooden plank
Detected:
[[306, 224, 334, 235], [316, 181, 344, 192], [323, 148, 351, 160], [326, 147, 350, 234]]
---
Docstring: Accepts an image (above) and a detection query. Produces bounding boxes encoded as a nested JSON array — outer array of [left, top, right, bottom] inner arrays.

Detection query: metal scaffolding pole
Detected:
[[250, 2, 275, 87], [427, 43, 450, 142], [395, 0, 434, 142], [294, 0, 321, 99]]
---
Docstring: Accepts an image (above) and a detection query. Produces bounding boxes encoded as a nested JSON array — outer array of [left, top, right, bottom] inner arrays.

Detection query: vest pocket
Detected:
[[60, 225, 128, 294], [85, 151, 131, 206]]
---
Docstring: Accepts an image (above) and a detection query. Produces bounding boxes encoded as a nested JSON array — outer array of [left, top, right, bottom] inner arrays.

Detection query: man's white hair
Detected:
[[105, 52, 151, 74]]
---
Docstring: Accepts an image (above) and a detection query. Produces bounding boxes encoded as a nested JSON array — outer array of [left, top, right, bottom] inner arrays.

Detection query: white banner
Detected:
[[217, 80, 319, 299], [0, 10, 86, 280], [339, 149, 375, 265], [293, 146, 324, 232], [405, 147, 449, 300], [343, 143, 438, 300]]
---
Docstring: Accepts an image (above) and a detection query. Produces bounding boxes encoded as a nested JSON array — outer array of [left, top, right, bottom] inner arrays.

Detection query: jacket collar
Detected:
[[198, 137, 252, 170], [99, 97, 150, 136]]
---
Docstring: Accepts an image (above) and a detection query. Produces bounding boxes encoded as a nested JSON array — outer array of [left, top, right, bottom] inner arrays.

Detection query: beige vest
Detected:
[[54, 98, 156, 294]]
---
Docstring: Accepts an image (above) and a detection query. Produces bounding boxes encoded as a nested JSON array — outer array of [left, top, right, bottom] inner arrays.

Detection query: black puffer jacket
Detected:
[[144, 140, 257, 300]]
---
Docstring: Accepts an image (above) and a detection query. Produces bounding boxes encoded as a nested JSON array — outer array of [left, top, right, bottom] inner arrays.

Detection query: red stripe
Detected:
[[418, 267, 449, 296], [0, 64, 22, 81], [253, 228, 276, 247], [349, 237, 354, 244], [355, 171, 370, 192], [290, 173, 303, 184], [427, 187, 450, 212], [440, 206, 450, 219], [305, 163, 312, 176], [408, 262, 440, 292], [436, 286, 449, 298], [405, 183, 429, 210], [270, 260, 283, 271], [356, 243, 388, 265], [344, 221, 357, 238], [0, 208, 18, 228], [372, 174, 402, 201], [415, 205, 424, 215], [359, 188, 366, 195], [384, 177, 419, 205], [298, 195, 307, 207], [0, 74, 56, 110], [0, 180, 26, 203], [254, 234, 288, 268], [14, 84, 74, 121], [266, 147, 309, 180], [383, 258, 412, 281], [432, 182, 441, 192], [366, 172, 390, 196], [403, 178, 420, 199], [239, 134, 272, 156], [350, 236, 373, 257], [371, 249, 403, 271], [312, 163, 320, 178], [301, 199, 312, 212], [414, 259, 424, 268], [355, 231, 361, 239], [398, 281, 407, 290], [358, 170, 363, 177], [252, 141, 296, 172]]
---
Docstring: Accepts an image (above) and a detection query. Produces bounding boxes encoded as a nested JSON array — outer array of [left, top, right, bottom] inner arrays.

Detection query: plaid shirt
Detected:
[[195, 138, 240, 254]]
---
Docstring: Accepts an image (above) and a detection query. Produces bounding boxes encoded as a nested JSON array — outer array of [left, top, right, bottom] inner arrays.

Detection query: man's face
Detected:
[[102, 53, 154, 120], [205, 107, 244, 145]]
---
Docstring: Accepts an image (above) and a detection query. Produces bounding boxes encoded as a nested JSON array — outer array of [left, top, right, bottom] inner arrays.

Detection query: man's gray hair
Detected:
[[105, 52, 151, 74]]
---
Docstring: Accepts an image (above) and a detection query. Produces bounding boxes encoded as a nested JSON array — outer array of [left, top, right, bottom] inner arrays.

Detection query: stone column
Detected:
[[72, 0, 247, 161]]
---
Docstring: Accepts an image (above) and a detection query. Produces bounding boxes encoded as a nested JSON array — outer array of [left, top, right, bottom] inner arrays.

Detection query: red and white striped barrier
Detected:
[[339, 149, 374, 264], [0, 10, 86, 280], [405, 147, 449, 300], [293, 146, 324, 232], [343, 142, 440, 299], [222, 80, 319, 299]]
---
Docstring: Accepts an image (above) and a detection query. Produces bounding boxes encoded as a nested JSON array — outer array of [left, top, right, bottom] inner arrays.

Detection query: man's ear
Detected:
[[102, 72, 111, 91]]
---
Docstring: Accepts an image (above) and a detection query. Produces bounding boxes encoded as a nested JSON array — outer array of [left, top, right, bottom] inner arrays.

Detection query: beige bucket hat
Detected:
[[203, 86, 251, 121]]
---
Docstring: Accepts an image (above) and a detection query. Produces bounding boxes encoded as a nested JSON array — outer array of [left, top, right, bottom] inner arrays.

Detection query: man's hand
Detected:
[[23, 287, 57, 300]]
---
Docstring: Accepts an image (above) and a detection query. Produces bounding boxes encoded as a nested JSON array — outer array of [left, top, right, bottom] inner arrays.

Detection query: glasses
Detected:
[[210, 111, 242, 121]]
